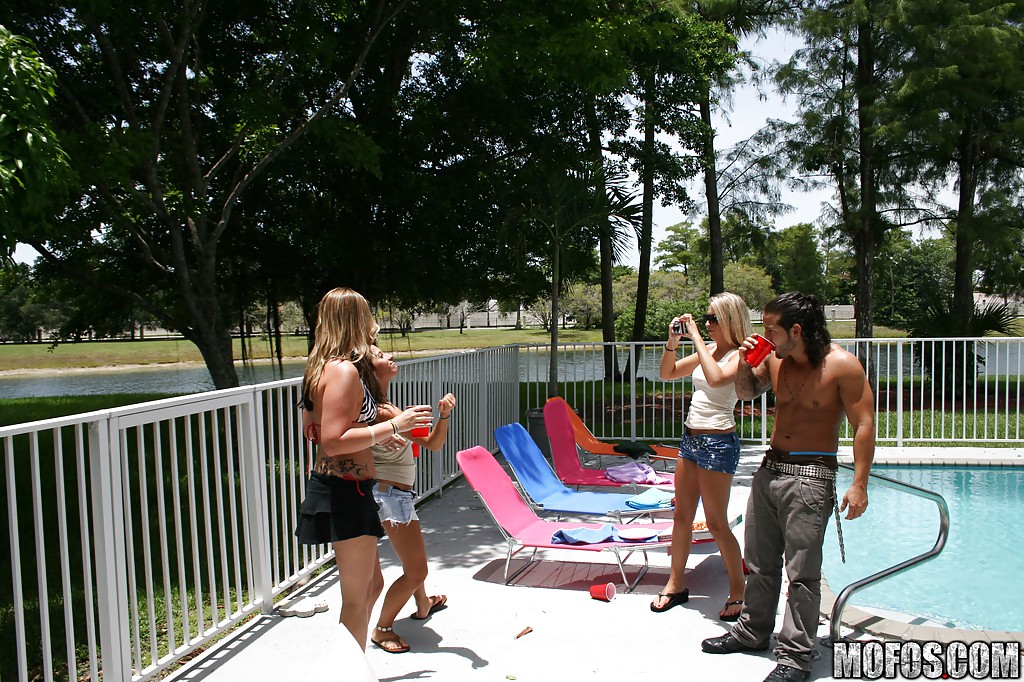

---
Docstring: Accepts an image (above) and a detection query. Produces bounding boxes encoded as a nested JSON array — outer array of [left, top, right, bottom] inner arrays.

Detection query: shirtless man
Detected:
[[701, 292, 875, 682]]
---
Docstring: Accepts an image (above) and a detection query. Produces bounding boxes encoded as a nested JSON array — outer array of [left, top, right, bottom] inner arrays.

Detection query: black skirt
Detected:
[[294, 473, 385, 544]]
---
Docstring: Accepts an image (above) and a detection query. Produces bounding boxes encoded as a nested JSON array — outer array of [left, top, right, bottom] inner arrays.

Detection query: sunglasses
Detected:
[[702, 314, 719, 325]]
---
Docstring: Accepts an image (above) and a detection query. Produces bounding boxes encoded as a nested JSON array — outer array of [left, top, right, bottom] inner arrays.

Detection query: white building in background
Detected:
[[975, 292, 1024, 317]]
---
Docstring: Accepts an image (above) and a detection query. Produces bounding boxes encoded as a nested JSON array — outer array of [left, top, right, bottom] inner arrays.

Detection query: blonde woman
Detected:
[[361, 346, 456, 653], [294, 288, 433, 650], [651, 292, 752, 621]]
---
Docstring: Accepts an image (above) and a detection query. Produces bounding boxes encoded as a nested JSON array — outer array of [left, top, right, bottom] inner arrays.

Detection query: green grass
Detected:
[[0, 318, 918, 373], [0, 394, 180, 427]]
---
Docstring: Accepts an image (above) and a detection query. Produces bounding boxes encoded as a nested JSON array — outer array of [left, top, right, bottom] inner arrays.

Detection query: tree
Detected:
[[874, 231, 955, 329], [880, 0, 1024, 328], [653, 221, 702, 276], [561, 282, 603, 329], [506, 168, 641, 397], [721, 261, 775, 310], [763, 222, 826, 295], [2, 1, 411, 388], [0, 25, 70, 253], [679, 0, 802, 295]]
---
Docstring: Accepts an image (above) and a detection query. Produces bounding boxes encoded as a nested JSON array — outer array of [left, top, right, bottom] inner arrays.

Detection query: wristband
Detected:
[[664, 345, 677, 353], [439, 414, 450, 420], [389, 419, 399, 435]]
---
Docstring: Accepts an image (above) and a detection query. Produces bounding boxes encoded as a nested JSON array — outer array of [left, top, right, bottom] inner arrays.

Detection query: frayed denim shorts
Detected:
[[679, 432, 741, 475], [373, 485, 418, 525]]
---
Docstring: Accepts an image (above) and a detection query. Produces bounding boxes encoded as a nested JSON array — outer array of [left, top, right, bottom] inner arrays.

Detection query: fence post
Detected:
[[88, 416, 131, 682], [240, 392, 273, 613], [437, 357, 448, 494], [629, 344, 637, 441], [896, 340, 904, 447], [760, 393, 769, 446]]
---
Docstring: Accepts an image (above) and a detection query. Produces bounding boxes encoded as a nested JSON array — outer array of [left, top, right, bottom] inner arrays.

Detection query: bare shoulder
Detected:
[[827, 344, 866, 377], [322, 358, 360, 384]]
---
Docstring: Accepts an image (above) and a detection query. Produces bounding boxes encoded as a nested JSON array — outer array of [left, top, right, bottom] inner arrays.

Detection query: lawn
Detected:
[[0, 319, 913, 373]]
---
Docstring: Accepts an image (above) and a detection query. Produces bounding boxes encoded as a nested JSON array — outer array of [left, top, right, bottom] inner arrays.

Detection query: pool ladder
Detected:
[[824, 462, 951, 645]]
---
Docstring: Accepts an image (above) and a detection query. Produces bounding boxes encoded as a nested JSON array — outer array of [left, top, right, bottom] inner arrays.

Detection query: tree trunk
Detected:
[[952, 123, 979, 329], [700, 90, 724, 295], [548, 240, 561, 399], [854, 11, 877, 340], [632, 71, 656, 342], [584, 95, 620, 380]]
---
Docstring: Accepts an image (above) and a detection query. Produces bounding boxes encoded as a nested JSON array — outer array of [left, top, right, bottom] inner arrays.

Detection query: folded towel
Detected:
[[551, 523, 621, 545], [605, 461, 671, 485], [550, 523, 662, 545], [624, 488, 675, 510]]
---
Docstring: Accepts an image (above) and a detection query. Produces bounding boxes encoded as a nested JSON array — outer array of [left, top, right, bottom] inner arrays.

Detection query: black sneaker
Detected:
[[763, 664, 810, 682], [701, 633, 770, 654]]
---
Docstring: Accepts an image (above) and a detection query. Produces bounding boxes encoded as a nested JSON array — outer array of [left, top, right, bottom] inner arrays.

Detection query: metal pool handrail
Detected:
[[828, 462, 951, 644]]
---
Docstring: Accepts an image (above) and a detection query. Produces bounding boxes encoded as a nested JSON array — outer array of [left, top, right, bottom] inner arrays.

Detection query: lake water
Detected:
[[0, 361, 306, 398], [2, 339, 1020, 399]]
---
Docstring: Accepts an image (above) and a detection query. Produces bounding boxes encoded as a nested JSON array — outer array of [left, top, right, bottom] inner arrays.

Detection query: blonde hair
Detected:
[[300, 288, 379, 410], [710, 292, 753, 349]]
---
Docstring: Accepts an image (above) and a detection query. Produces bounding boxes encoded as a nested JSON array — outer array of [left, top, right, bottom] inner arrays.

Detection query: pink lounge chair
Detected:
[[543, 398, 676, 489], [456, 446, 674, 591], [545, 396, 679, 461]]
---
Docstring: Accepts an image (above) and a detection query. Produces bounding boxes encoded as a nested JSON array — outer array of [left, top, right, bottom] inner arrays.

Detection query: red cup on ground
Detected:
[[409, 426, 430, 458], [744, 333, 775, 367], [589, 582, 616, 601]]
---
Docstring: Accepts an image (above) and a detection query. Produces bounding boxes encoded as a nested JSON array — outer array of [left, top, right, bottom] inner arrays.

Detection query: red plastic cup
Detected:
[[409, 426, 430, 459], [744, 333, 775, 367], [589, 582, 616, 601]]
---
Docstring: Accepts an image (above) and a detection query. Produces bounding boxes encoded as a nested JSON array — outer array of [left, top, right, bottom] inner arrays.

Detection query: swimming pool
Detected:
[[821, 465, 1024, 632]]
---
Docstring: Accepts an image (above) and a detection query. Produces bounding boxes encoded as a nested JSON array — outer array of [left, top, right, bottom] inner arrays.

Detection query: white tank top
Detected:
[[684, 349, 739, 431], [371, 440, 416, 487]]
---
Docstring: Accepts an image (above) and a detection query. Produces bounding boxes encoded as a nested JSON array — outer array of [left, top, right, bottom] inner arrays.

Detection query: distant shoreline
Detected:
[[0, 348, 468, 379]]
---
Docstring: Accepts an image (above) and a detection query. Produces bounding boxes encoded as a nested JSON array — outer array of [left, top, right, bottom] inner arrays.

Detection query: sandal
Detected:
[[650, 589, 689, 613], [411, 594, 448, 620], [719, 599, 744, 622], [371, 626, 410, 654]]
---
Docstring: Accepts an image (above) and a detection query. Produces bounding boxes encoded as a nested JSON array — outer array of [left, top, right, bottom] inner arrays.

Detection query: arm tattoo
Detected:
[[735, 362, 771, 401]]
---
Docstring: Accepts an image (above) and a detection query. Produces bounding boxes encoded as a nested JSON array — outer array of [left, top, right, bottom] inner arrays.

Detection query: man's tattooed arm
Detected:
[[735, 359, 773, 401]]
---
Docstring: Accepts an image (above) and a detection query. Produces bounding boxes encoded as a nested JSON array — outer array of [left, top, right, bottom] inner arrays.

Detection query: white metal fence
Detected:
[[518, 337, 1024, 446], [0, 346, 518, 682], [2, 337, 1021, 681]]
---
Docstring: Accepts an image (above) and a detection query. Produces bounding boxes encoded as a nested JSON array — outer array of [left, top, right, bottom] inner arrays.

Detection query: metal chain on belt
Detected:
[[833, 493, 846, 563]]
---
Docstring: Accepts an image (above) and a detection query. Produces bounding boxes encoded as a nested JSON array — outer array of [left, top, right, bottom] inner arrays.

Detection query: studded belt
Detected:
[[761, 457, 836, 481]]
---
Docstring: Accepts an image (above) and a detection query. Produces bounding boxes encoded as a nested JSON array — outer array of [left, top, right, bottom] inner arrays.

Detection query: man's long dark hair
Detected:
[[765, 292, 832, 366]]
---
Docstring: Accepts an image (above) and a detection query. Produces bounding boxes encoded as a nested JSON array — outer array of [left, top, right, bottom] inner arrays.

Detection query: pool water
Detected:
[[821, 465, 1024, 632]]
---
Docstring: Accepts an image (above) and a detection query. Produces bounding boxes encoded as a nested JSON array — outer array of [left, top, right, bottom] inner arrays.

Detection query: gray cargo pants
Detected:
[[730, 465, 834, 672]]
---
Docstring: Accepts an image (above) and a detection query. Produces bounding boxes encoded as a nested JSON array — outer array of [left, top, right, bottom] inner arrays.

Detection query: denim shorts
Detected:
[[679, 432, 741, 475], [373, 485, 418, 525]]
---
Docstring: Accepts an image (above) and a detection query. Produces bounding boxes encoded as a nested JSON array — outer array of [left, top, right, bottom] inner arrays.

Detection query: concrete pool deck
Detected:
[[166, 444, 1024, 682]]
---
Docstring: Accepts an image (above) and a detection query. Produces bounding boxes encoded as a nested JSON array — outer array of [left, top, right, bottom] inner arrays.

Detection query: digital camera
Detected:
[[670, 319, 687, 336]]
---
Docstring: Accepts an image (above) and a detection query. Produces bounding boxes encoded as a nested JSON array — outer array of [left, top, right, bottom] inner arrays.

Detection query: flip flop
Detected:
[[650, 589, 689, 613], [371, 626, 410, 654], [410, 594, 448, 620], [719, 599, 744, 622]]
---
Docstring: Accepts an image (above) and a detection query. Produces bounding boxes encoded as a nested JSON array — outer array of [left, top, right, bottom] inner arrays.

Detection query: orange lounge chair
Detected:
[[546, 396, 679, 461]]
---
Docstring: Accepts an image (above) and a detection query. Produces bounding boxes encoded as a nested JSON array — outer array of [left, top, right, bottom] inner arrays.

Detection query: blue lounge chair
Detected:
[[494, 422, 668, 522]]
